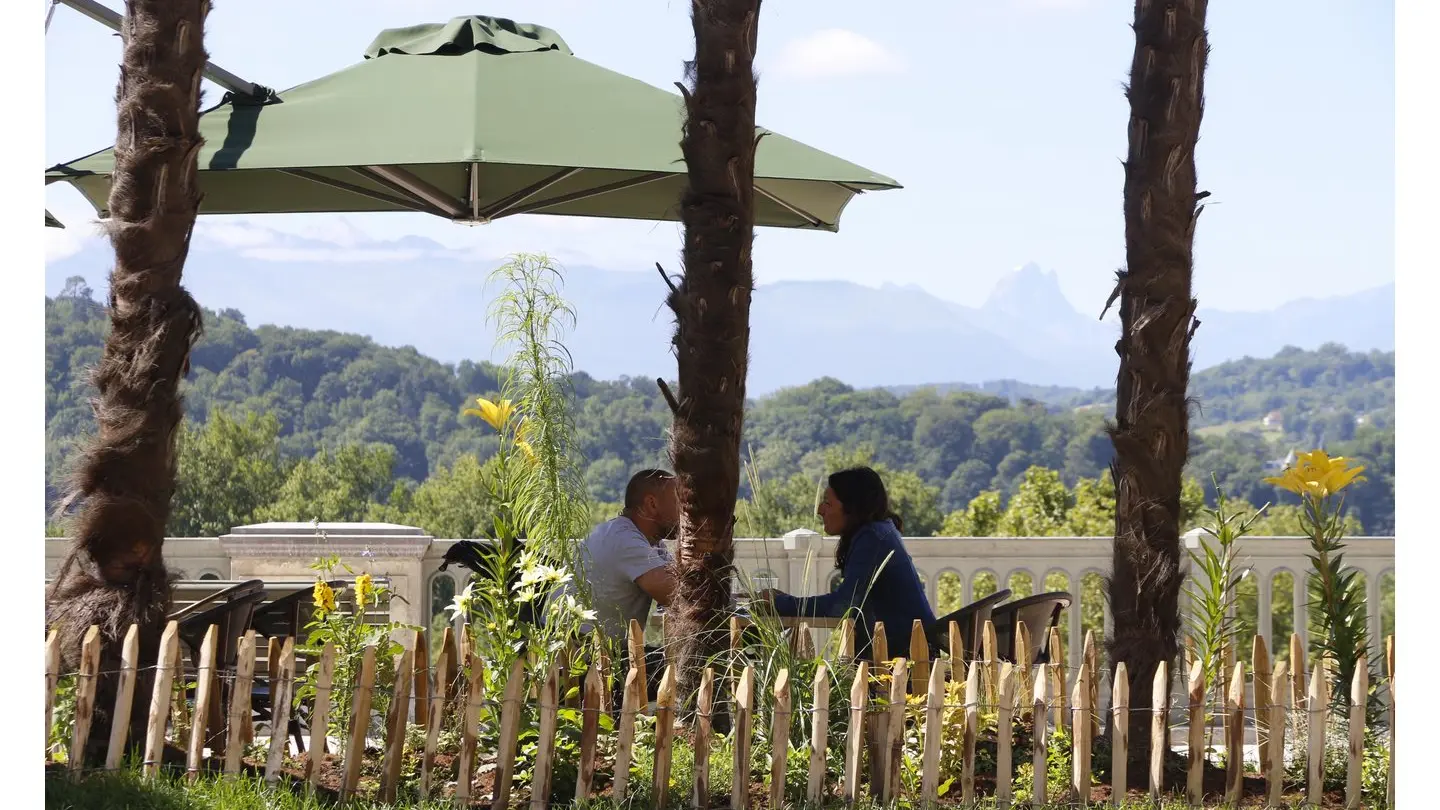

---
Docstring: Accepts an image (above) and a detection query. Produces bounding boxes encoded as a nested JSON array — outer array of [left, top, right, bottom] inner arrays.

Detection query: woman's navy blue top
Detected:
[[772, 519, 937, 658]]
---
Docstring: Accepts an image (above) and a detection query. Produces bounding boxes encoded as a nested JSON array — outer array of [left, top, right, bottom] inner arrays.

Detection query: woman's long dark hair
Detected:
[[829, 466, 904, 570]]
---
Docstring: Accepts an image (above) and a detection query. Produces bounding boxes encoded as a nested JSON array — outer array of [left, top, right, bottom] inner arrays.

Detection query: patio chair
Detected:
[[249, 580, 350, 755], [928, 589, 1012, 660], [988, 591, 1073, 666], [168, 580, 267, 752]]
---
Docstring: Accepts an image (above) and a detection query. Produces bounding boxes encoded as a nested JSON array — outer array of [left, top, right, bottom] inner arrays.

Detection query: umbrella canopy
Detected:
[[45, 209, 64, 229], [47, 15, 899, 231]]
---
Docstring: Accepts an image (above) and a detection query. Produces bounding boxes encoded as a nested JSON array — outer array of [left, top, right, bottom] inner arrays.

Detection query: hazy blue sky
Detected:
[[44, 0, 1394, 313]]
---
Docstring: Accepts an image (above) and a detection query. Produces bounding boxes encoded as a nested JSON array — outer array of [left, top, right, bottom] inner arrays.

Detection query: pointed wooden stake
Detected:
[[1308, 660, 1329, 807], [142, 622, 180, 780], [1267, 662, 1290, 808], [492, 657, 527, 809], [530, 665, 561, 810], [921, 659, 948, 807], [1083, 630, 1099, 743], [1387, 636, 1396, 810], [420, 641, 449, 797], [948, 620, 963, 673], [881, 657, 906, 802], [1345, 657, 1369, 809], [44, 628, 60, 761], [299, 641, 334, 781], [1290, 633, 1306, 708], [628, 618, 647, 707], [996, 663, 1018, 808], [910, 619, 930, 694], [768, 668, 791, 809], [733, 665, 756, 810], [693, 667, 715, 810], [454, 653, 485, 804], [807, 663, 830, 805], [1033, 665, 1050, 808], [652, 666, 678, 810], [844, 662, 868, 806], [105, 625, 142, 772], [1224, 662, 1246, 805], [185, 625, 218, 781], [1186, 659, 1206, 807], [339, 644, 377, 801], [613, 667, 642, 802], [961, 660, 980, 805], [69, 625, 102, 774], [1110, 663, 1129, 807], [264, 637, 296, 785], [1071, 652, 1092, 807], [1149, 661, 1169, 802], [1016, 620, 1033, 720]]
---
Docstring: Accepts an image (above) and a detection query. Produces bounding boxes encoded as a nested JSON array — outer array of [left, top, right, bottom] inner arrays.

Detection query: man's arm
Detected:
[[610, 526, 678, 607], [635, 566, 677, 607]]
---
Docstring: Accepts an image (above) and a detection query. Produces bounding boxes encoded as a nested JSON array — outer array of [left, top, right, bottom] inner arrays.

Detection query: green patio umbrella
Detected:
[[47, 15, 899, 230], [45, 209, 64, 228]]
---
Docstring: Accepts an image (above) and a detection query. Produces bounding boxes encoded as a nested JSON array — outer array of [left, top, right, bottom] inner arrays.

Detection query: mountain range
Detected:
[[46, 231, 1394, 394]]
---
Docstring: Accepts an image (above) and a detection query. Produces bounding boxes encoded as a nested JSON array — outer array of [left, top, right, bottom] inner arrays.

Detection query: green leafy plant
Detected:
[[1185, 475, 1263, 746], [48, 673, 77, 763], [293, 541, 414, 756]]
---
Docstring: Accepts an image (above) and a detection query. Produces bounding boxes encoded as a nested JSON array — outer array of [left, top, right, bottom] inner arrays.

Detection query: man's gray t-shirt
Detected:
[[575, 516, 671, 638]]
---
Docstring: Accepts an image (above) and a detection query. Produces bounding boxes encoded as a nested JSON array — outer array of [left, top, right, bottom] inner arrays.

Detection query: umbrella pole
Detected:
[[54, 0, 269, 98]]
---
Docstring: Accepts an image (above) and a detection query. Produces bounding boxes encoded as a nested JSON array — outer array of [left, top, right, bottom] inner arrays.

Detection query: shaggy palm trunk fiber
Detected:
[[1105, 0, 1209, 770], [45, 0, 210, 766], [666, 0, 762, 693]]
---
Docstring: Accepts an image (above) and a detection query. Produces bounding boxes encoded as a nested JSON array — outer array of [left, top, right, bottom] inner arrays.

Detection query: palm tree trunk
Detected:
[[666, 0, 762, 689], [45, 0, 211, 766], [1105, 0, 1209, 775]]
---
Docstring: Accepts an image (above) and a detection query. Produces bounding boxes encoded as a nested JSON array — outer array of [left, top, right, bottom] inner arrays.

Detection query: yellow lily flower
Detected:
[[463, 397, 515, 432], [1263, 449, 1366, 499]]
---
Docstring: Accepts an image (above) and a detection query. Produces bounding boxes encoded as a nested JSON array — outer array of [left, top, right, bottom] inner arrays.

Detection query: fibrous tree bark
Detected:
[[666, 0, 762, 690], [45, 0, 211, 765], [1104, 0, 1210, 771]]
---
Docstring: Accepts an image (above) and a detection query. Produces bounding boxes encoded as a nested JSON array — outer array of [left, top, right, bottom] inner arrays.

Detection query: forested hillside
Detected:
[[45, 278, 1396, 536]]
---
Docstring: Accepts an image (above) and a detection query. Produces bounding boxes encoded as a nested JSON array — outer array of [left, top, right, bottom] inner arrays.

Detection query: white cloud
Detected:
[[195, 221, 279, 250], [771, 29, 906, 81], [241, 247, 435, 263], [45, 227, 91, 264]]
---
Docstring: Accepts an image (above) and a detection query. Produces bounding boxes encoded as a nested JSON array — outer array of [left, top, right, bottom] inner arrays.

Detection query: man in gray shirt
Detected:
[[576, 469, 679, 641]]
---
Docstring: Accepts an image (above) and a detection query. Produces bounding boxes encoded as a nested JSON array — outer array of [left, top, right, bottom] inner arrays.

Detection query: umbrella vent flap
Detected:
[[364, 15, 572, 60]]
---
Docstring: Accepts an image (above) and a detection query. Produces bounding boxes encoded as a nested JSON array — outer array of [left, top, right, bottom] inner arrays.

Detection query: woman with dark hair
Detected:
[[760, 466, 936, 657]]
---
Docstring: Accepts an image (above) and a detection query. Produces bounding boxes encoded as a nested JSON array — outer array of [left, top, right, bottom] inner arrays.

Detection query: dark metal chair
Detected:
[[928, 589, 1012, 659], [168, 580, 268, 754], [248, 580, 350, 755], [989, 591, 1073, 666]]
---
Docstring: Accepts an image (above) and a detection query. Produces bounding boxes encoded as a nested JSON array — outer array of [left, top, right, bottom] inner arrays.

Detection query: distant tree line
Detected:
[[45, 280, 1395, 536]]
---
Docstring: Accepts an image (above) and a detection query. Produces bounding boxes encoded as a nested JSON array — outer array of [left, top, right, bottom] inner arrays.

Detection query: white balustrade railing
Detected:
[[730, 530, 1396, 672], [44, 526, 1395, 694]]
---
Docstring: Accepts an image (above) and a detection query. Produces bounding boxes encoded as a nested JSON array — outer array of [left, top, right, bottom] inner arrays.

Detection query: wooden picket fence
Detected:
[[44, 616, 1397, 808]]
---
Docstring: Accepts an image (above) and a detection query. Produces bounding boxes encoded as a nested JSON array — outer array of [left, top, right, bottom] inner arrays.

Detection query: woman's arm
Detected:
[[772, 527, 893, 617]]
